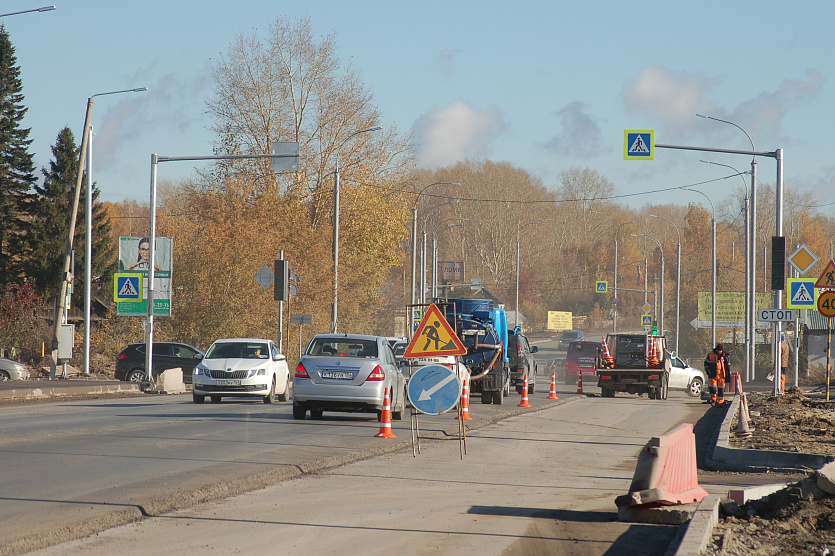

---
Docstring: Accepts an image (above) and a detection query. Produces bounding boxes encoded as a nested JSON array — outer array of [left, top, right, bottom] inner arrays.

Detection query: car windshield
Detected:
[[307, 338, 378, 358], [205, 342, 269, 359], [562, 331, 580, 340]]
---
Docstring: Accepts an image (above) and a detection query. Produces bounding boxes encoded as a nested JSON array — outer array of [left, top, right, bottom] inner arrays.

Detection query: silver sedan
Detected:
[[293, 334, 406, 421], [0, 359, 30, 381]]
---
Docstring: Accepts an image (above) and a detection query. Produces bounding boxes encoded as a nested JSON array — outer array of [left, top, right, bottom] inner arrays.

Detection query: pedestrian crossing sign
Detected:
[[114, 273, 143, 302], [786, 278, 816, 309], [403, 304, 467, 358], [595, 280, 608, 293], [641, 314, 652, 327], [624, 130, 654, 160]]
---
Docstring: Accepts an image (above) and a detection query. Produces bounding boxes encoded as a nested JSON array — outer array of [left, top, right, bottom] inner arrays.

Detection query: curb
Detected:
[[672, 494, 720, 556], [0, 379, 142, 400]]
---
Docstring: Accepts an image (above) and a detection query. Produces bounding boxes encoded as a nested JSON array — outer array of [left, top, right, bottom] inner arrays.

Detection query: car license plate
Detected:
[[322, 370, 353, 380], [216, 379, 241, 386]]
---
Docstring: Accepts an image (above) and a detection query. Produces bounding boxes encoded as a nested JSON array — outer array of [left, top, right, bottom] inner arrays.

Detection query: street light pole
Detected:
[[331, 126, 381, 333], [420, 200, 459, 303], [650, 215, 680, 353], [697, 113, 757, 383], [633, 233, 664, 338], [683, 188, 716, 349], [432, 219, 467, 299], [410, 182, 460, 306], [0, 5, 55, 17], [613, 220, 634, 333], [83, 87, 147, 376], [516, 221, 539, 329]]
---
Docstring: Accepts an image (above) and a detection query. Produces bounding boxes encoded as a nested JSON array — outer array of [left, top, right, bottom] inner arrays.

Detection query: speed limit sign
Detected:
[[818, 289, 835, 318]]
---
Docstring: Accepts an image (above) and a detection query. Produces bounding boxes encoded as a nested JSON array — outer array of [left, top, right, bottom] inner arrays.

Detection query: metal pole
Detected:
[[279, 249, 285, 353], [613, 221, 634, 333], [515, 229, 520, 329], [83, 125, 92, 375], [773, 149, 784, 396], [750, 159, 758, 382], [650, 215, 679, 353], [410, 206, 418, 305], [331, 157, 340, 333], [145, 154, 158, 382], [431, 235, 438, 299]]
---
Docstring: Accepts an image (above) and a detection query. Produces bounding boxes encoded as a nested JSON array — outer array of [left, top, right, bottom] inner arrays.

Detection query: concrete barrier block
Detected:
[[817, 461, 835, 495], [156, 368, 185, 394]]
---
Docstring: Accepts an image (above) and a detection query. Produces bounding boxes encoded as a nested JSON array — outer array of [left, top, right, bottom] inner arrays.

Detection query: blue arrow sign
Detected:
[[407, 365, 462, 415]]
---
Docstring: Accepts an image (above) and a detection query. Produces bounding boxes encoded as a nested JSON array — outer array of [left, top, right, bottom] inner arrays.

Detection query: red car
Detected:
[[563, 341, 602, 384]]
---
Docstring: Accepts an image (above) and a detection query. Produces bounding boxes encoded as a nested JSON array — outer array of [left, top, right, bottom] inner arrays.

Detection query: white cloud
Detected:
[[543, 101, 603, 157], [411, 98, 507, 168]]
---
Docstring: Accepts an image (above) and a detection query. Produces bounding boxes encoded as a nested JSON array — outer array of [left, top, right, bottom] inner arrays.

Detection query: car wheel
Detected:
[[481, 391, 492, 404], [310, 408, 324, 419], [687, 377, 704, 398], [263, 376, 276, 404], [192, 393, 205, 404], [127, 369, 145, 382], [292, 402, 307, 420], [601, 387, 615, 398], [0, 370, 10, 381], [648, 388, 657, 400], [661, 375, 669, 400], [210, 395, 222, 403], [516, 384, 524, 395], [277, 375, 290, 402], [493, 388, 503, 405], [529, 374, 535, 393]]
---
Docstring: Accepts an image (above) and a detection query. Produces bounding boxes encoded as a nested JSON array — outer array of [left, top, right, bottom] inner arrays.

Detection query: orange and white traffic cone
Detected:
[[601, 335, 614, 367], [374, 387, 397, 438], [648, 338, 660, 368], [547, 370, 559, 400], [518, 374, 532, 407], [456, 379, 473, 420], [576, 372, 584, 395]]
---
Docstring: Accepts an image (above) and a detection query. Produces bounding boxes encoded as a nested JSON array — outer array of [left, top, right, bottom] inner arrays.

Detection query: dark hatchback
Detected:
[[115, 342, 204, 383]]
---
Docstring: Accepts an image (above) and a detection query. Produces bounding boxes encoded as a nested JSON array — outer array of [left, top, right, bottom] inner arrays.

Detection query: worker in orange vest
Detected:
[[704, 343, 730, 405]]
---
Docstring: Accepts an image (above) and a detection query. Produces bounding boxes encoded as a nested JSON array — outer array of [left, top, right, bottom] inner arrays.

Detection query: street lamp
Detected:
[[650, 214, 680, 354], [431, 218, 468, 298], [516, 221, 539, 329], [682, 188, 716, 349], [697, 113, 757, 383], [632, 233, 665, 337], [421, 200, 459, 303], [613, 220, 634, 333], [702, 160, 752, 381], [48, 86, 147, 380], [83, 87, 147, 376], [411, 182, 460, 305], [332, 126, 381, 333], [0, 5, 55, 17]]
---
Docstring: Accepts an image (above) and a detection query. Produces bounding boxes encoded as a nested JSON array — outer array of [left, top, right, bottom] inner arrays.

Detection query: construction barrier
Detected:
[[601, 335, 614, 367], [725, 372, 740, 396], [615, 423, 708, 507]]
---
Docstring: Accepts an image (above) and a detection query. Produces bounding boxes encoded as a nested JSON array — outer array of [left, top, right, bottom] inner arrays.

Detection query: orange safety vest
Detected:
[[707, 351, 727, 384]]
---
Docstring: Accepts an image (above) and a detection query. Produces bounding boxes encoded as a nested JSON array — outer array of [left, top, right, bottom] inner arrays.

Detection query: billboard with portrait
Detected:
[[117, 237, 172, 316]]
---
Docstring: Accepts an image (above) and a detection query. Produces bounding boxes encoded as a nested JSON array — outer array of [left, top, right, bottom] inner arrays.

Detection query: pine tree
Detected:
[[0, 24, 36, 289], [26, 126, 79, 300]]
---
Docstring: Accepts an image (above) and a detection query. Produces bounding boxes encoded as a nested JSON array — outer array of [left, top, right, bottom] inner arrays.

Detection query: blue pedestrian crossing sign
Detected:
[[114, 273, 143, 302], [595, 280, 608, 293], [641, 314, 653, 327], [624, 130, 654, 160], [786, 278, 816, 309]]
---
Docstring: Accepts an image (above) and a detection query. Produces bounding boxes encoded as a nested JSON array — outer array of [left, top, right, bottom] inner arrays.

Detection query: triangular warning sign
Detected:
[[816, 260, 835, 289], [403, 304, 467, 358], [792, 283, 814, 303], [628, 135, 650, 153], [119, 278, 138, 298]]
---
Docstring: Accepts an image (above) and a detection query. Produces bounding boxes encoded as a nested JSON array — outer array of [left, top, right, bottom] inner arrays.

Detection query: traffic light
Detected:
[[274, 259, 289, 301], [652, 320, 658, 336], [771, 236, 786, 291]]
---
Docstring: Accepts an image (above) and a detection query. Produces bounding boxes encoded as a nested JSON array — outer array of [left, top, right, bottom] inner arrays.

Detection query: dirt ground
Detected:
[[703, 389, 835, 555]]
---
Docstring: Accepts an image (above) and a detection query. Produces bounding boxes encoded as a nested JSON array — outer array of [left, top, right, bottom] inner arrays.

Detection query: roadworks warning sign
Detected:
[[404, 304, 467, 358]]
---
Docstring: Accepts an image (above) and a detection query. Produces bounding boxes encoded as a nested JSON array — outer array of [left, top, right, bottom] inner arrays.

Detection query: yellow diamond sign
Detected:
[[789, 244, 818, 276]]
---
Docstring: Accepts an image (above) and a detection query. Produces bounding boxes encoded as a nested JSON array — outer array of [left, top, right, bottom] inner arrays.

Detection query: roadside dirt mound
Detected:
[[704, 390, 835, 554]]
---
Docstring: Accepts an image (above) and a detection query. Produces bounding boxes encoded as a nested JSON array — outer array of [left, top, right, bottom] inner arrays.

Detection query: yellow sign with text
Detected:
[[698, 291, 772, 321], [547, 311, 573, 331]]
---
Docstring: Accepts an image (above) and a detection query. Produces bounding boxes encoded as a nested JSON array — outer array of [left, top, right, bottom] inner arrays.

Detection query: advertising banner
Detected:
[[547, 311, 573, 331], [117, 237, 172, 316]]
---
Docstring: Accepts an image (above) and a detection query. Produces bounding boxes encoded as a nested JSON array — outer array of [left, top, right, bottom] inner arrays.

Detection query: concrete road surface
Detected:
[[30, 393, 712, 556]]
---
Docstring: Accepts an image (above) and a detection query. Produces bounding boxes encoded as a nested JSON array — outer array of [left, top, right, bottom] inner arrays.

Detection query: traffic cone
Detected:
[[601, 335, 614, 367], [374, 387, 397, 438], [518, 374, 532, 407], [456, 379, 473, 420], [648, 338, 660, 368], [576, 372, 584, 395], [547, 370, 559, 400], [734, 393, 753, 438]]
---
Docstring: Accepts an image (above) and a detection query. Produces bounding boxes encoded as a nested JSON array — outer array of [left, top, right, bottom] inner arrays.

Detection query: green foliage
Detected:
[[0, 26, 36, 288]]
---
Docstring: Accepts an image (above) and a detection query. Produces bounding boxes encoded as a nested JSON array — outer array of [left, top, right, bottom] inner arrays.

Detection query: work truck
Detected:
[[437, 299, 511, 405], [596, 333, 670, 399]]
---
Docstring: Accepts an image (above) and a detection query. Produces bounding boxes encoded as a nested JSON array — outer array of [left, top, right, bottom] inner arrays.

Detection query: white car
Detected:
[[0, 358, 30, 381], [192, 338, 290, 404], [667, 352, 707, 398]]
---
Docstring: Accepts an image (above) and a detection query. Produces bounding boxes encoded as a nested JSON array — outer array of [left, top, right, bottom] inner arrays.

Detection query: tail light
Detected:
[[599, 375, 611, 380], [117, 353, 127, 360], [365, 365, 385, 381], [443, 364, 454, 370], [295, 362, 309, 378]]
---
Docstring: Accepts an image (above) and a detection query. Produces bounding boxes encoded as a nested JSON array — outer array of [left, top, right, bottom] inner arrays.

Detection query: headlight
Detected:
[[194, 368, 209, 376], [256, 368, 266, 375]]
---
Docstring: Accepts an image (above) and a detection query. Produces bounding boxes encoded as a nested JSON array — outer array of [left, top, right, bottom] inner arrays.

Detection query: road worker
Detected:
[[780, 334, 790, 393], [704, 343, 730, 405]]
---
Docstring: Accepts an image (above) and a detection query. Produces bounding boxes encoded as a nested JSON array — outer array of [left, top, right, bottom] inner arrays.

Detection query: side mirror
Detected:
[[531, 346, 538, 353], [194, 353, 204, 360], [275, 354, 286, 361]]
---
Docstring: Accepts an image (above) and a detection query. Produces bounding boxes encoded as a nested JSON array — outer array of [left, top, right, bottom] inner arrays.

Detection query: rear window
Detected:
[[562, 331, 581, 340], [307, 338, 378, 359], [567, 342, 600, 359]]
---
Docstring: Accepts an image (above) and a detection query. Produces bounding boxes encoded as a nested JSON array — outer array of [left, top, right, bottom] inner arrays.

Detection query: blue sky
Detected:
[[7, 1, 835, 213]]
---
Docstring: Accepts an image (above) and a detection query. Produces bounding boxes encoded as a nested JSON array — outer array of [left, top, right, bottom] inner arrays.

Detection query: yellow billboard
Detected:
[[698, 292, 772, 321], [547, 311, 573, 331]]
